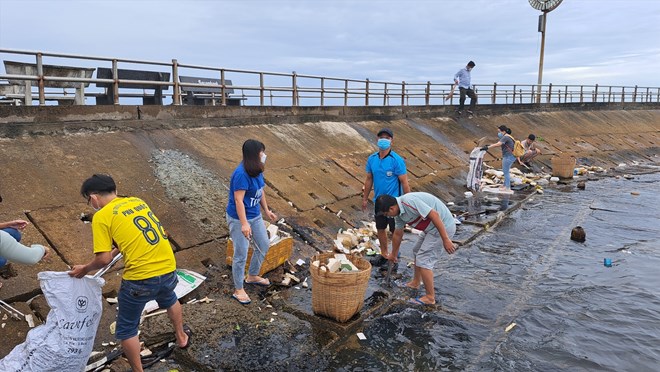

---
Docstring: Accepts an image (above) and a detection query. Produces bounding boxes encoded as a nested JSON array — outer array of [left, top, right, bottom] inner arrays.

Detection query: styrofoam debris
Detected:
[[296, 259, 305, 266], [285, 273, 300, 283], [106, 297, 118, 304], [25, 314, 35, 328], [505, 322, 517, 332], [357, 332, 367, 340]]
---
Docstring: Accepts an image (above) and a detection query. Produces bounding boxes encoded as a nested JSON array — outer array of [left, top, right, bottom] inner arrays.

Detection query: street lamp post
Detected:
[[529, 0, 563, 104]]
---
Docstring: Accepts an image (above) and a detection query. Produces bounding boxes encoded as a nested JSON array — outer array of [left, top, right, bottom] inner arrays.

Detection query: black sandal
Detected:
[[180, 324, 193, 349]]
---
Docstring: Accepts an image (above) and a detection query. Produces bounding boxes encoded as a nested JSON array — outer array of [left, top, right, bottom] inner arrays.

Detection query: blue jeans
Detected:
[[226, 213, 270, 290], [502, 154, 516, 189], [0, 228, 22, 267], [116, 271, 179, 340]]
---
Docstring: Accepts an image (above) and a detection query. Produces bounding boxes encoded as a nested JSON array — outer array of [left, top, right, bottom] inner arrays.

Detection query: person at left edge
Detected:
[[68, 174, 190, 372], [226, 139, 278, 305]]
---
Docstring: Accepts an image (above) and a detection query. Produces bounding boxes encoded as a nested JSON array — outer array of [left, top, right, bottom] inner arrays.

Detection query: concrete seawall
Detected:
[[0, 104, 658, 361]]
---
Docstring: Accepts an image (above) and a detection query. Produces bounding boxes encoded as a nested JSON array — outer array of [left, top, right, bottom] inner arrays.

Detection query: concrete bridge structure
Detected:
[[0, 102, 658, 368]]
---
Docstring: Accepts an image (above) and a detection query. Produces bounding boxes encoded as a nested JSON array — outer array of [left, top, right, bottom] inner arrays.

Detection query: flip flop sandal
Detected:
[[245, 278, 270, 287], [180, 324, 193, 349], [231, 293, 252, 305], [408, 296, 435, 306]]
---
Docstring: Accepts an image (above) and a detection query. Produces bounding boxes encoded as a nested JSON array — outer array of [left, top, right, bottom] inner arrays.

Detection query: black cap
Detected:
[[467, 61, 475, 67], [377, 128, 393, 138]]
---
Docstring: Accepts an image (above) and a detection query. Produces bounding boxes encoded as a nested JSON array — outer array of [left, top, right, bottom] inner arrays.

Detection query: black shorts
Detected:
[[374, 204, 395, 232]]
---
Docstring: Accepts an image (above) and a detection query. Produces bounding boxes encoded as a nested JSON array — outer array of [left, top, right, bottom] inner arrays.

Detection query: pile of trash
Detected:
[[480, 166, 548, 193], [311, 253, 360, 273], [332, 222, 380, 256]]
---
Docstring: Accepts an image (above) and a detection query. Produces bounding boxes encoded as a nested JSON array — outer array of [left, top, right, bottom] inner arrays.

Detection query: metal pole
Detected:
[[292, 71, 298, 107], [172, 59, 180, 105], [425, 81, 431, 106], [36, 53, 45, 105], [112, 59, 119, 105], [492, 82, 497, 104], [221, 69, 227, 106], [536, 12, 547, 104], [320, 77, 325, 107], [259, 72, 264, 106], [365, 78, 369, 106]]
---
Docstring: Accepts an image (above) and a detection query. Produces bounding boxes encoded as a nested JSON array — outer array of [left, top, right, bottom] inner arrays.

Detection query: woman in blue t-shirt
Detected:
[[226, 139, 277, 305], [482, 125, 516, 193]]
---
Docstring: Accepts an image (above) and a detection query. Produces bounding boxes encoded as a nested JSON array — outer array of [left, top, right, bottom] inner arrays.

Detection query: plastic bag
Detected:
[[0, 271, 104, 372]]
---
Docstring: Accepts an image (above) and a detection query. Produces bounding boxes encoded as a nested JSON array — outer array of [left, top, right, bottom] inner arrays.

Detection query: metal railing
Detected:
[[1, 48, 659, 107]]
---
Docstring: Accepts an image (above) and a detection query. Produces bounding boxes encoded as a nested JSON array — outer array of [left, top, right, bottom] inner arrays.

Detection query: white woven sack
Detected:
[[0, 271, 104, 372]]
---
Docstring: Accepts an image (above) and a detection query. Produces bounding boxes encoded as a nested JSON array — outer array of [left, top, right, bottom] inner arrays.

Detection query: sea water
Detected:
[[328, 171, 660, 371]]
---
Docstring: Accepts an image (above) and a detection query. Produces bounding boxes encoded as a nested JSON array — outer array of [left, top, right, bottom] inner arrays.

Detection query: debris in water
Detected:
[[505, 323, 517, 332], [296, 258, 305, 266], [631, 191, 640, 196], [106, 297, 118, 304], [357, 332, 367, 340], [577, 180, 586, 190], [571, 226, 586, 242], [604, 258, 612, 267]]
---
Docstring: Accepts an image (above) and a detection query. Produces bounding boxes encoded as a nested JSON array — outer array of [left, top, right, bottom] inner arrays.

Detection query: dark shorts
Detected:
[[374, 204, 395, 232], [116, 270, 179, 340]]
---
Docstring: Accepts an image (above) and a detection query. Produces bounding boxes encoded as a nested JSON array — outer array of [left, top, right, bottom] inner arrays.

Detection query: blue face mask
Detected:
[[377, 138, 391, 150], [497, 132, 503, 139]]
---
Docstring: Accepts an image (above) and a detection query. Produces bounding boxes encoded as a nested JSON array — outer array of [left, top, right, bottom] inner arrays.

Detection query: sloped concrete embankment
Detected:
[[0, 105, 658, 368]]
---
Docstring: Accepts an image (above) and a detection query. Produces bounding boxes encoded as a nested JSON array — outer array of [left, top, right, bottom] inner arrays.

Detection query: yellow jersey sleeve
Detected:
[[92, 197, 176, 280]]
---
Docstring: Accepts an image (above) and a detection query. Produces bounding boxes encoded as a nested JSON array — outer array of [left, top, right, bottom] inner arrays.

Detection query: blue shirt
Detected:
[[454, 67, 472, 89], [226, 163, 265, 220], [365, 150, 407, 202]]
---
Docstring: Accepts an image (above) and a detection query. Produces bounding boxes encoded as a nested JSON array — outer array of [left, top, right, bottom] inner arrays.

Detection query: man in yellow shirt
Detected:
[[69, 174, 190, 372]]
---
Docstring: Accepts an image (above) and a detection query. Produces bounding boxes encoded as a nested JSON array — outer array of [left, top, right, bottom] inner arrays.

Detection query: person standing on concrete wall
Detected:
[[375, 192, 456, 306], [362, 128, 411, 269], [454, 61, 477, 115], [482, 125, 516, 193], [226, 139, 278, 305], [69, 174, 191, 372], [518, 134, 542, 167]]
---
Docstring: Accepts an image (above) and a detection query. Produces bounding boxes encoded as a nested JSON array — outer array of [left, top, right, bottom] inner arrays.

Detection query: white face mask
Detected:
[[260, 153, 267, 164], [90, 196, 101, 212]]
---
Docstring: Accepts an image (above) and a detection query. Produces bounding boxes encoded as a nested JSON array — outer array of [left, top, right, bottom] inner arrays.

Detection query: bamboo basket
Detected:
[[226, 236, 293, 276], [309, 252, 371, 323], [551, 155, 576, 179]]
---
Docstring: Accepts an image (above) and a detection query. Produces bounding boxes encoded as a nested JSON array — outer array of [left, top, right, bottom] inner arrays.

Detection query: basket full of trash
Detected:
[[310, 252, 371, 323]]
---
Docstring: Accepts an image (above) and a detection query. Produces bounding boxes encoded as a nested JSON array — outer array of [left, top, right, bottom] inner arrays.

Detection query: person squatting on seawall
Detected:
[[454, 60, 477, 115], [362, 128, 410, 270], [226, 139, 278, 305], [68, 174, 190, 372], [376, 192, 457, 306], [482, 125, 516, 192], [519, 134, 542, 167]]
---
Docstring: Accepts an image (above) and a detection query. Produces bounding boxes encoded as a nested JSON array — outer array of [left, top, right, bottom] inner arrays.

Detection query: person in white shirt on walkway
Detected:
[[454, 60, 477, 115]]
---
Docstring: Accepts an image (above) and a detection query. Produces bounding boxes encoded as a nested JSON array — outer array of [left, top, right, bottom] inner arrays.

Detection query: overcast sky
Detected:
[[1, 0, 659, 88]]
